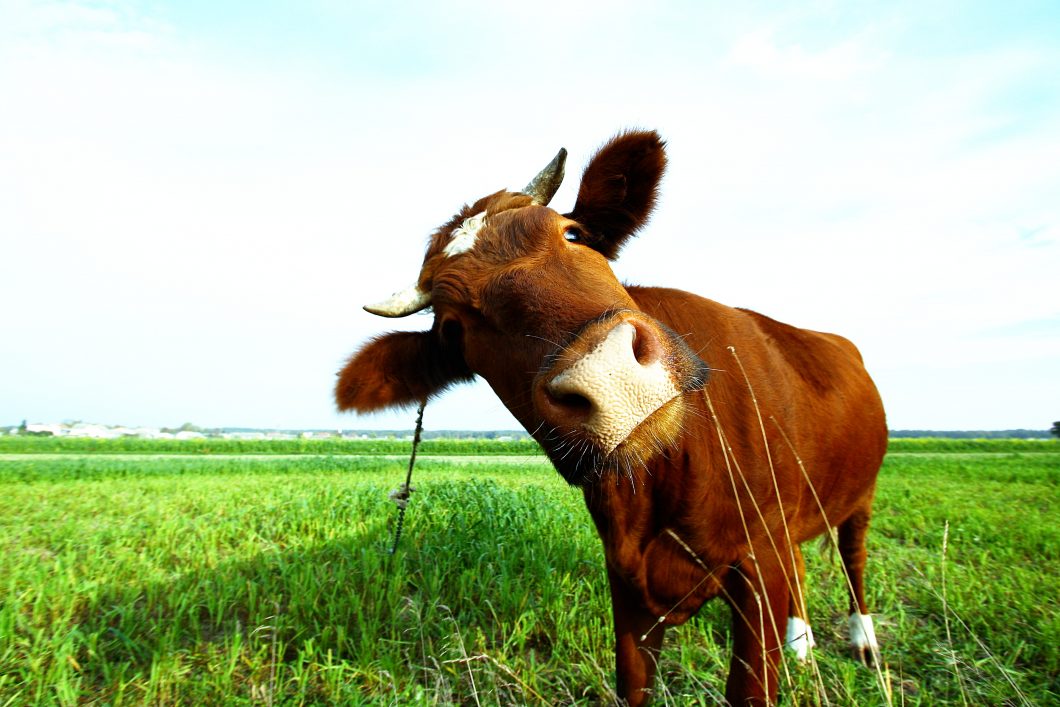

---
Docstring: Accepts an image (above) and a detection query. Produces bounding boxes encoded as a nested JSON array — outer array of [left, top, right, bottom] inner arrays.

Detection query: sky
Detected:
[[1, 0, 1058, 432]]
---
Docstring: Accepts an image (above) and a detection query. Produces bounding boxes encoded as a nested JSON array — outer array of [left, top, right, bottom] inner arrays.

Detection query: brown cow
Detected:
[[336, 131, 887, 705]]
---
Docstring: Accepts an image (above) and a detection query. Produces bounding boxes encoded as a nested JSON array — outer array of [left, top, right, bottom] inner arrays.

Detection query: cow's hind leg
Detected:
[[784, 544, 815, 661], [838, 506, 880, 665]]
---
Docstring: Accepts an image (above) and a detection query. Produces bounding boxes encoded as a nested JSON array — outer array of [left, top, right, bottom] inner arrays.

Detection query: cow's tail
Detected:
[[820, 525, 839, 560]]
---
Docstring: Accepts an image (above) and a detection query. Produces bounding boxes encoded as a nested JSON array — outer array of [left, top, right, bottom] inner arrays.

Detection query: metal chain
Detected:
[[388, 402, 426, 555]]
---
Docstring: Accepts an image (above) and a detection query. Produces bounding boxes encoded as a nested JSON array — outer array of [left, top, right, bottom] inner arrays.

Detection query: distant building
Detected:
[[225, 432, 266, 440]]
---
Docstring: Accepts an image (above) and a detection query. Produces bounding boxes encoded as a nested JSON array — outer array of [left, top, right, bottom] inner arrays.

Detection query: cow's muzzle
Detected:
[[532, 311, 709, 482]]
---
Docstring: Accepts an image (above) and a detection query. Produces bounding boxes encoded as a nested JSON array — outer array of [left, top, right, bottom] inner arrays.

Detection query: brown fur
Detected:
[[335, 131, 887, 705]]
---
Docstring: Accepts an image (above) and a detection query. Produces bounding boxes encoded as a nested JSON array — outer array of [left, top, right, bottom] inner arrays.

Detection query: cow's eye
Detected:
[[564, 229, 581, 242]]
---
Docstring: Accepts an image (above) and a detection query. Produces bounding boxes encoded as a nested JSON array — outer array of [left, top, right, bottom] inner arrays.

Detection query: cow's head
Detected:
[[337, 131, 709, 484]]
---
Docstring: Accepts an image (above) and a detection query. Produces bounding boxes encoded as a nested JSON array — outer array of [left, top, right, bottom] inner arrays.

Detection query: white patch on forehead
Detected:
[[443, 211, 487, 257], [547, 322, 681, 454]]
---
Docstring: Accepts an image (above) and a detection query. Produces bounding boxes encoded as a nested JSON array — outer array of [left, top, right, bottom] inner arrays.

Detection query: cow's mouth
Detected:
[[531, 310, 709, 485]]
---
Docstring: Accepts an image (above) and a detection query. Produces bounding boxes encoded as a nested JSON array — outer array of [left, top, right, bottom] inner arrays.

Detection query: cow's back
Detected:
[[629, 285, 887, 535]]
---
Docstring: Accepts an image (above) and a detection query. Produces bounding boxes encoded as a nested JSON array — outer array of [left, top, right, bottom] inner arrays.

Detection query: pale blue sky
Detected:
[[1, 1, 1058, 431]]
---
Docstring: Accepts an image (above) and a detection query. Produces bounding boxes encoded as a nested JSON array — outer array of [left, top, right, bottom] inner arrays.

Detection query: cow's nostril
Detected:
[[632, 330, 649, 365], [630, 320, 662, 366], [542, 376, 596, 424], [552, 391, 593, 414]]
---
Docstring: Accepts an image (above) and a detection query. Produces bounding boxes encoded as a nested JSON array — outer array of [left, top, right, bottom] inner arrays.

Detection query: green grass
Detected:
[[885, 437, 1058, 454], [1, 443, 1057, 705], [2, 434, 1055, 456]]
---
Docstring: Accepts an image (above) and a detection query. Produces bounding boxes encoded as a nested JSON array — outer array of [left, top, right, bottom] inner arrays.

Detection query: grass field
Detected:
[[1, 438, 1057, 705]]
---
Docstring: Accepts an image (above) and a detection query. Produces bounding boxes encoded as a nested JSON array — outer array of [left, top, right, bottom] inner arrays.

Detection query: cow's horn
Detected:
[[523, 147, 567, 206], [363, 283, 431, 318]]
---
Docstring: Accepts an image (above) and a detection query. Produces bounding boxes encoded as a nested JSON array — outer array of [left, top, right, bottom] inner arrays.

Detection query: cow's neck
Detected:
[[579, 435, 745, 624]]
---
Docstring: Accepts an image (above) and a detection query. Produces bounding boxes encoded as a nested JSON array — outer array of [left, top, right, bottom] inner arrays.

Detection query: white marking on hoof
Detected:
[[444, 211, 487, 257], [784, 616, 815, 661], [849, 613, 879, 654]]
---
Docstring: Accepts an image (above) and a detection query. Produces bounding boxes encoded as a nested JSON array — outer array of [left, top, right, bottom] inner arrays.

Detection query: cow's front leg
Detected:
[[607, 567, 665, 707], [724, 555, 790, 705]]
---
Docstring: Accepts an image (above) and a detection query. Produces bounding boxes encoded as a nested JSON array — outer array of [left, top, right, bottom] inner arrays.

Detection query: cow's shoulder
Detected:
[[736, 308, 865, 393]]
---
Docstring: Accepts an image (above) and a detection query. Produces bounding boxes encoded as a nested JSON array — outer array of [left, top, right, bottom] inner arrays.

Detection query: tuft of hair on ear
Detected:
[[566, 129, 667, 259]]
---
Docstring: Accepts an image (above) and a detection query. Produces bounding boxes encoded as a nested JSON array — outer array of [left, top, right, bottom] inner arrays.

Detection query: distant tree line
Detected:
[[160, 422, 204, 434], [889, 429, 1052, 439]]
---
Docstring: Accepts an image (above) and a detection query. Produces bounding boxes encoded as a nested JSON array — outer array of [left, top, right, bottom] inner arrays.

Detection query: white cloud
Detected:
[[726, 29, 882, 81]]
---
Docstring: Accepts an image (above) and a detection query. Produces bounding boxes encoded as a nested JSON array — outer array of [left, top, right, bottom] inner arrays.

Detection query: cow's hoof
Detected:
[[848, 613, 880, 666], [784, 616, 815, 662]]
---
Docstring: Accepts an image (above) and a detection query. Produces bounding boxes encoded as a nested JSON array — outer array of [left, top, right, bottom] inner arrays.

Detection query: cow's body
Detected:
[[584, 286, 887, 702], [336, 131, 887, 705]]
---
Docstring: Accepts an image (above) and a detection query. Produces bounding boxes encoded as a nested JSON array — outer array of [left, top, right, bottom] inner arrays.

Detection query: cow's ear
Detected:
[[565, 130, 667, 260], [335, 331, 472, 412]]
